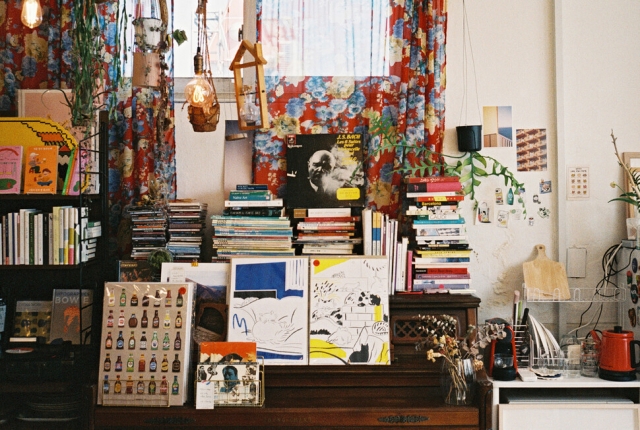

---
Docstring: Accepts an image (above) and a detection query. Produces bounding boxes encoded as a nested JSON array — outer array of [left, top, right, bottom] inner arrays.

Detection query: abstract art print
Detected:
[[308, 256, 390, 365], [227, 257, 309, 365]]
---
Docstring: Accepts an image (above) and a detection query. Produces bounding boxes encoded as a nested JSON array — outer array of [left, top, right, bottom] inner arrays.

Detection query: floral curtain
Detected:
[[254, 0, 447, 218]]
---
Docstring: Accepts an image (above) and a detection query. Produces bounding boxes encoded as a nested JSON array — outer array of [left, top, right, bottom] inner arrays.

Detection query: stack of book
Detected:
[[292, 208, 362, 255], [361, 208, 403, 294], [129, 206, 167, 260], [212, 185, 293, 260], [404, 176, 473, 294], [166, 200, 207, 262]]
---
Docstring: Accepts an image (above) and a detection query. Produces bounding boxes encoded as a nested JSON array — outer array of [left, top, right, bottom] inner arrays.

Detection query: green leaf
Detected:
[[474, 167, 488, 177]]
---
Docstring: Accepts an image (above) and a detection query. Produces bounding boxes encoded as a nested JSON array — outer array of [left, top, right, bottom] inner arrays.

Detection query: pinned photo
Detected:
[[497, 210, 508, 228], [539, 180, 552, 194]]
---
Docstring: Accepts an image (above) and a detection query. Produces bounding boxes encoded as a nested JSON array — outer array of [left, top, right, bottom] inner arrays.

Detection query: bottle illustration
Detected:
[[142, 293, 149, 307], [507, 187, 514, 205], [172, 376, 179, 395], [114, 375, 122, 394], [115, 355, 123, 372], [116, 331, 124, 349], [103, 353, 111, 371], [176, 290, 183, 307], [148, 376, 156, 394], [126, 376, 133, 394], [161, 354, 169, 372], [172, 354, 180, 372], [175, 311, 182, 329], [128, 313, 138, 328], [128, 331, 136, 349], [163, 332, 170, 350], [120, 288, 126, 306], [151, 331, 159, 350], [118, 309, 125, 327], [154, 290, 161, 307], [137, 376, 145, 394], [103, 375, 110, 394], [141, 310, 148, 328], [174, 332, 181, 350], [165, 290, 172, 307], [107, 310, 114, 327], [127, 353, 134, 372], [140, 331, 147, 350], [131, 292, 138, 306], [108, 290, 115, 307], [150, 354, 157, 372], [105, 331, 113, 349], [153, 310, 159, 328], [163, 310, 171, 328], [160, 376, 168, 394], [138, 353, 146, 372]]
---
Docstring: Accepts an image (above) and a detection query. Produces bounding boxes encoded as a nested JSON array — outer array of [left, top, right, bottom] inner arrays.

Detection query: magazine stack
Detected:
[[166, 200, 207, 262], [212, 185, 293, 260], [404, 176, 474, 294], [129, 205, 167, 260], [293, 207, 362, 255]]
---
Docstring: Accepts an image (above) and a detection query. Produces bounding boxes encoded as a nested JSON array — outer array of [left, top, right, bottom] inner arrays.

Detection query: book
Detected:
[[23, 145, 58, 194], [49, 289, 93, 344], [413, 282, 471, 292], [404, 176, 460, 184], [414, 226, 466, 237], [413, 257, 471, 264], [415, 249, 473, 257], [285, 133, 365, 208], [228, 190, 272, 201], [406, 181, 462, 193], [406, 191, 460, 198], [12, 300, 51, 340], [223, 207, 284, 217], [236, 184, 268, 191], [117, 260, 154, 281], [414, 195, 465, 203], [306, 208, 352, 218], [414, 273, 471, 280], [224, 198, 284, 208], [413, 267, 469, 275], [0, 145, 23, 194]]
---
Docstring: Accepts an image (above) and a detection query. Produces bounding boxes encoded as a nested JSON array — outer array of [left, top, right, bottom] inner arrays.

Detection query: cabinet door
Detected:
[[499, 404, 640, 430]]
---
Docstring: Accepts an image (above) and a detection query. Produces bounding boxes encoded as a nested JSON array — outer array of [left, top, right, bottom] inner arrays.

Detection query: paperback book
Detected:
[[49, 289, 93, 344], [23, 145, 58, 194], [0, 145, 23, 194]]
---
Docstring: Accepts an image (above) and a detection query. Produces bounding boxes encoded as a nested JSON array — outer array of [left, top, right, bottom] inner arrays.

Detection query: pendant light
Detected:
[[184, 48, 215, 109], [21, 0, 43, 29]]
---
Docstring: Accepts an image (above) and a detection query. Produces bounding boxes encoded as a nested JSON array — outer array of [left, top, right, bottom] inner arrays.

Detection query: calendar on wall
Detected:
[[97, 282, 195, 407]]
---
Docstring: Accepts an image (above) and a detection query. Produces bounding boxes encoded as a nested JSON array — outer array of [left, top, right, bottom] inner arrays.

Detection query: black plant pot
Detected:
[[456, 125, 482, 152]]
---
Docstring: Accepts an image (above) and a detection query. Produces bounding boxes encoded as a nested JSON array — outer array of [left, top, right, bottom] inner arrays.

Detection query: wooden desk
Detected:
[[95, 294, 486, 429]]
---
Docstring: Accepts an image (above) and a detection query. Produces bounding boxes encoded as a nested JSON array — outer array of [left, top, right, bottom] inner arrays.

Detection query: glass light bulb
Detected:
[[21, 0, 43, 29], [240, 94, 260, 126], [184, 74, 214, 108]]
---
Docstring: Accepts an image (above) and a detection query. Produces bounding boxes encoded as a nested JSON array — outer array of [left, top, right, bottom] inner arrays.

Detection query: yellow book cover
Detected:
[[23, 146, 58, 194]]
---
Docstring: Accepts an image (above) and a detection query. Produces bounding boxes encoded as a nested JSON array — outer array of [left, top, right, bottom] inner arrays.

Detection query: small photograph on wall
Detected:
[[483, 106, 513, 148], [516, 129, 548, 172]]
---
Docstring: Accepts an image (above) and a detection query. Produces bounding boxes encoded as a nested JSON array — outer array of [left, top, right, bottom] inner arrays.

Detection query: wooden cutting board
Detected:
[[523, 244, 570, 300]]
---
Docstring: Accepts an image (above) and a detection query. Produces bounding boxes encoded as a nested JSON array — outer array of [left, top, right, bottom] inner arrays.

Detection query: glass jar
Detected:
[[440, 358, 476, 406]]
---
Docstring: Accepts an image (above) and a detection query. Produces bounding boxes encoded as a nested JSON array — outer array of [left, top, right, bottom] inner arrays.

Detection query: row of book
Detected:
[[292, 207, 362, 255], [0, 206, 100, 266], [167, 200, 207, 262], [213, 186, 293, 260], [129, 205, 167, 260]]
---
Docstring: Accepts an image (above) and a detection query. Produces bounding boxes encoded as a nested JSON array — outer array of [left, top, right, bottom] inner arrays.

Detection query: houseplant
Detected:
[[608, 131, 640, 247], [415, 314, 505, 405]]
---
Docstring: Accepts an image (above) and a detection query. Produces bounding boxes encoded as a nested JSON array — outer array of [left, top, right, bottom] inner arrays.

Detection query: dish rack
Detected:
[[524, 285, 625, 302]]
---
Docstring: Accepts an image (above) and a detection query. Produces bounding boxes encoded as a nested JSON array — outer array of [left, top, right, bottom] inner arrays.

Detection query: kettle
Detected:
[[591, 326, 640, 381]]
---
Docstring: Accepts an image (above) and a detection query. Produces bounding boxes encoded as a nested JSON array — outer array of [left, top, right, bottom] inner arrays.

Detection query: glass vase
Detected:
[[440, 358, 476, 406]]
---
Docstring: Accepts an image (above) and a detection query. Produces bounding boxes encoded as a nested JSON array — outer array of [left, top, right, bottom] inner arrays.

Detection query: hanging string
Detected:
[[459, 0, 482, 125]]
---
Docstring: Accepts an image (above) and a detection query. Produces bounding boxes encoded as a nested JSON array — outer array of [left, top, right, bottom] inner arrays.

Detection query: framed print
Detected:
[[623, 152, 640, 218]]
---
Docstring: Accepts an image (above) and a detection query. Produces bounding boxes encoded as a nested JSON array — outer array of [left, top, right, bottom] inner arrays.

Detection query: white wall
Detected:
[[174, 0, 640, 337]]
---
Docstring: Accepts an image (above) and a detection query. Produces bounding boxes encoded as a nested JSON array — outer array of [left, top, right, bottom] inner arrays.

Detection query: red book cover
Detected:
[[414, 195, 465, 202], [414, 267, 468, 275], [405, 176, 460, 184], [406, 250, 413, 292], [407, 181, 462, 193]]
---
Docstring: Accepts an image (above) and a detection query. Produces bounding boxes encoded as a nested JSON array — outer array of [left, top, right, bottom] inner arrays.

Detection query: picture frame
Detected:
[[623, 152, 640, 218]]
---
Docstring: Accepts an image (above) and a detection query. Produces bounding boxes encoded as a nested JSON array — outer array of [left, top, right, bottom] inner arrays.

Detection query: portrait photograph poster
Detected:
[[308, 256, 390, 365], [227, 257, 309, 365]]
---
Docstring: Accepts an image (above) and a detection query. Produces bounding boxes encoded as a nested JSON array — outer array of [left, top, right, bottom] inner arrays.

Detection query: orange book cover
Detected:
[[24, 146, 58, 194], [199, 341, 257, 362]]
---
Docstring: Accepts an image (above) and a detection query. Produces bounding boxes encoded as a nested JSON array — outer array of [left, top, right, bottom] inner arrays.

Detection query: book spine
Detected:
[[228, 191, 272, 201], [414, 195, 465, 202], [224, 198, 283, 207], [404, 176, 460, 184], [414, 257, 471, 264], [414, 273, 471, 280], [406, 181, 462, 193], [236, 184, 269, 190], [413, 219, 464, 225], [407, 191, 459, 198], [28, 212, 35, 265], [223, 207, 283, 217]]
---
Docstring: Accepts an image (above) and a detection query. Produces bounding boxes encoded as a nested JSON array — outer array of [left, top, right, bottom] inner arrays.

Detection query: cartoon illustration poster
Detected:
[[23, 145, 58, 194], [227, 257, 309, 365], [308, 256, 390, 365]]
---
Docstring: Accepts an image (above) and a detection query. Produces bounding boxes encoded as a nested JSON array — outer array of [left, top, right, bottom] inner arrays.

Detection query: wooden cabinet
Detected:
[[95, 294, 489, 429]]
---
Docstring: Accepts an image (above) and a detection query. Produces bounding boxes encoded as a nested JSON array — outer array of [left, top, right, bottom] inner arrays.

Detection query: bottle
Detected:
[[161, 354, 169, 372], [115, 355, 122, 372], [105, 331, 113, 349], [107, 310, 114, 327], [153, 310, 159, 328], [128, 331, 136, 349], [114, 375, 122, 394], [160, 376, 168, 394], [507, 187, 514, 205], [149, 354, 157, 372], [175, 311, 182, 329], [151, 331, 159, 350], [148, 376, 156, 394], [154, 290, 161, 307], [165, 290, 172, 307], [163, 310, 171, 328], [128, 313, 138, 328], [103, 375, 110, 394], [137, 376, 145, 394], [118, 309, 125, 327], [140, 331, 147, 350], [131, 292, 138, 306], [138, 353, 146, 372], [141, 310, 148, 328], [176, 290, 183, 307], [174, 332, 181, 351], [171, 375, 179, 395], [126, 376, 133, 394], [172, 354, 180, 372], [104, 353, 112, 371], [108, 290, 115, 307], [120, 288, 126, 306], [116, 331, 124, 349], [127, 353, 134, 372], [142, 293, 150, 307], [162, 332, 170, 350]]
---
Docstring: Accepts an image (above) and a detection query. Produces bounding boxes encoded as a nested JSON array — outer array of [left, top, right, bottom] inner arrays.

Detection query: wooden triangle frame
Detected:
[[229, 40, 269, 131]]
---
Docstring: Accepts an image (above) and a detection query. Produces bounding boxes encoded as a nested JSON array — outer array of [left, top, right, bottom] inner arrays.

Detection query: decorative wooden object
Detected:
[[132, 0, 168, 88], [229, 40, 269, 131]]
